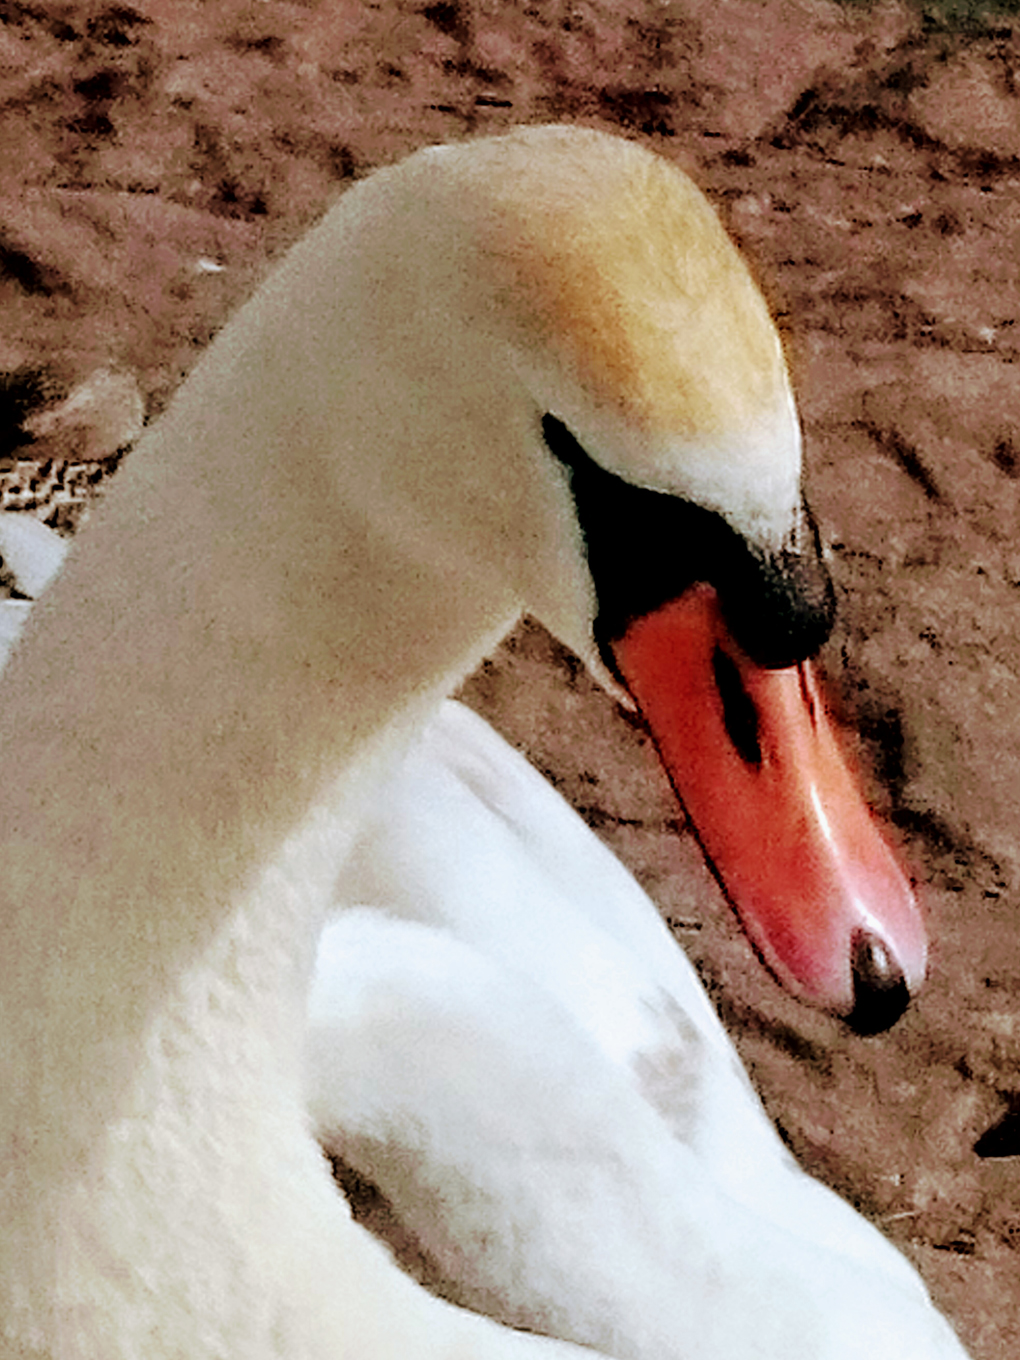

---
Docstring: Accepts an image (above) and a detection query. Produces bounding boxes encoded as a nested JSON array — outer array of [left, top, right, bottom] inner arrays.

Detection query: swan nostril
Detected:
[[712, 646, 761, 766], [796, 661, 817, 730], [847, 931, 910, 1035]]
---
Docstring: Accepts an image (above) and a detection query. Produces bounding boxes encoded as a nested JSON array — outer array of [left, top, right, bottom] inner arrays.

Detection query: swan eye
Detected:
[[712, 646, 762, 766], [540, 413, 835, 669], [541, 411, 734, 639]]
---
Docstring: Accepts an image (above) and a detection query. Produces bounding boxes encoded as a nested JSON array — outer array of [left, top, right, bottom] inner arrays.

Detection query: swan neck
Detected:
[[0, 186, 531, 1194]]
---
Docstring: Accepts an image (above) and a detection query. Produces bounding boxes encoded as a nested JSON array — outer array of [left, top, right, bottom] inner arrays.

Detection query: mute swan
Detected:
[[0, 126, 944, 1358]]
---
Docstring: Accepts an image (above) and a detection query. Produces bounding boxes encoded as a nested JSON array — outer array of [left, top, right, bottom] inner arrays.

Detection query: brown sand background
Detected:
[[3, 1, 1020, 1354]]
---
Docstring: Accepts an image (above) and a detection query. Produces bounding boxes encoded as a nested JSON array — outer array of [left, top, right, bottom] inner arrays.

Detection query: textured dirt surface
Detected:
[[3, 1, 1020, 1355]]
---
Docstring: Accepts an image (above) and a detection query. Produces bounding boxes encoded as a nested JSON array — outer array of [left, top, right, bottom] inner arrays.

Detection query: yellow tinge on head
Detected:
[[438, 126, 800, 544]]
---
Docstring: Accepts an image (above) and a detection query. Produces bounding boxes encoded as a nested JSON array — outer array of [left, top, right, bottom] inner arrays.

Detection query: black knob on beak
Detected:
[[847, 931, 910, 1035]]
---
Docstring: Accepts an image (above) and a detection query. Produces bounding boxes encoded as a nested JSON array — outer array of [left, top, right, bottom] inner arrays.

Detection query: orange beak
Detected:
[[611, 583, 927, 1033]]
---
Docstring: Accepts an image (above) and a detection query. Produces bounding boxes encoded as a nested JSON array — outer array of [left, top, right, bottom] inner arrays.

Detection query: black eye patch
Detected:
[[541, 413, 835, 669]]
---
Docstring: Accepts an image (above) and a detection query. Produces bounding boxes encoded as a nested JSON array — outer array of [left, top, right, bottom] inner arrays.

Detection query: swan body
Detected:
[[308, 699, 966, 1358], [0, 126, 954, 1358]]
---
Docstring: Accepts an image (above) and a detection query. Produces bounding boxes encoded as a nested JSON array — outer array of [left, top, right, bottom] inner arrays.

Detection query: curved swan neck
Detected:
[[0, 166, 559, 1189]]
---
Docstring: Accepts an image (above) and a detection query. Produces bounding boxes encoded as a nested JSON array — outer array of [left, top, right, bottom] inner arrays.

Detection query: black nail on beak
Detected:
[[847, 931, 910, 1035]]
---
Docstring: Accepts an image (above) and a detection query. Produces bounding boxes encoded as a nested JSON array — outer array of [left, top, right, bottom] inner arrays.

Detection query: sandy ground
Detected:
[[3, 1, 1020, 1354]]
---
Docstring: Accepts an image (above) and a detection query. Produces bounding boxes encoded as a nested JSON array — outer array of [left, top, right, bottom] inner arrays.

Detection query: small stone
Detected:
[[24, 369, 145, 464]]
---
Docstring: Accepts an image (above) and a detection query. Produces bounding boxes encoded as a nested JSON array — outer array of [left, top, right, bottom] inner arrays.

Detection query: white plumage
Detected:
[[0, 127, 965, 1359]]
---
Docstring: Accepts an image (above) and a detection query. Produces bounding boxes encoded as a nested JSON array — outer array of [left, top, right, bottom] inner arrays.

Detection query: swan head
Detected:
[[378, 126, 925, 1029]]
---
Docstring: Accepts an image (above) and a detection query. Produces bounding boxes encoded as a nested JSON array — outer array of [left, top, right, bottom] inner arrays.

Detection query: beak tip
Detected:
[[846, 931, 912, 1035]]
